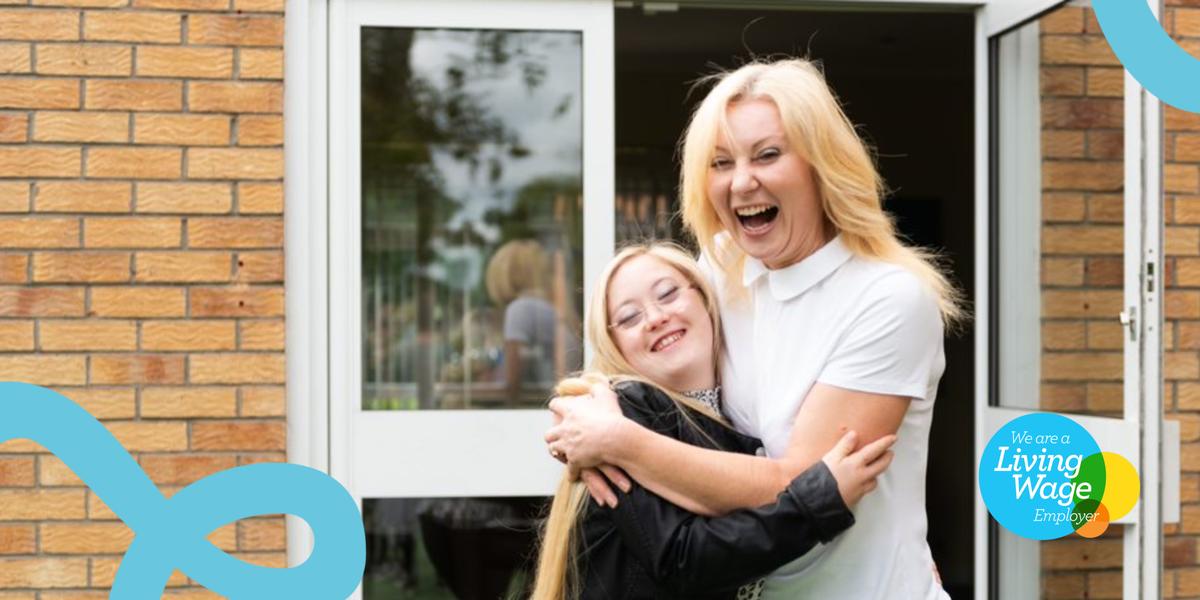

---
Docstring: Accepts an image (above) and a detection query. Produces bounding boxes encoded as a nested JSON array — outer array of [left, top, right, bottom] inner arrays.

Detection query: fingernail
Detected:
[[609, 495, 619, 507]]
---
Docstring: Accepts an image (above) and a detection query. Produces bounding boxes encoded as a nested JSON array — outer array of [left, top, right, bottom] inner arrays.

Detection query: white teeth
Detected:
[[653, 331, 684, 352], [735, 205, 773, 217]]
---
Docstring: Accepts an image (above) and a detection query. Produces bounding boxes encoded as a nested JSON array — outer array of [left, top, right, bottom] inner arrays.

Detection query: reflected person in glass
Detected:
[[531, 243, 895, 600]]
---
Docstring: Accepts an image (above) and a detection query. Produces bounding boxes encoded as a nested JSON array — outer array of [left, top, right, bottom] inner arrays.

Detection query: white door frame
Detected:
[[284, 0, 1170, 597], [973, 1, 1166, 599]]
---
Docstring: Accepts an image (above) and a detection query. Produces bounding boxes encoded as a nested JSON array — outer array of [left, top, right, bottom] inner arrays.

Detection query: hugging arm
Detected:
[[608, 457, 853, 596]]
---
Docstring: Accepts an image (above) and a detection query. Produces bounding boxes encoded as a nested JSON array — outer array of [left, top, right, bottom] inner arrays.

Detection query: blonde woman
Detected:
[[531, 243, 894, 600], [546, 59, 959, 598]]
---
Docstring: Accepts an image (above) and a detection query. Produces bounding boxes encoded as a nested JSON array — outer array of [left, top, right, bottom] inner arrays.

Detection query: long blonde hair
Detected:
[[679, 58, 964, 325], [530, 243, 726, 600]]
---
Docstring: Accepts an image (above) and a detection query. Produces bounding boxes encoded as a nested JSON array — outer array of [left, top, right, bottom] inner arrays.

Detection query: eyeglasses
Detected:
[[608, 283, 696, 331]]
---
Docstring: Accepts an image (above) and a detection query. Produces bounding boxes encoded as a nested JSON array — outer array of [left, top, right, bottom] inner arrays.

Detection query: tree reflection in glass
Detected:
[[361, 27, 584, 411]]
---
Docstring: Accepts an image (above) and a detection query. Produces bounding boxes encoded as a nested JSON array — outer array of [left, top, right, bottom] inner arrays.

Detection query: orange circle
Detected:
[[1075, 502, 1110, 539]]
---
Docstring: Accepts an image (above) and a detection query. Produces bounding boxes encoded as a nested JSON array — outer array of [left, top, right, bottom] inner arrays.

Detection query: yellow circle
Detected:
[[1099, 452, 1139, 521]]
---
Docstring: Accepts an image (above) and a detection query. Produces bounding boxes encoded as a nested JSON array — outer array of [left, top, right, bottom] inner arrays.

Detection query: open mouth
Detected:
[[651, 329, 686, 352], [735, 205, 779, 232]]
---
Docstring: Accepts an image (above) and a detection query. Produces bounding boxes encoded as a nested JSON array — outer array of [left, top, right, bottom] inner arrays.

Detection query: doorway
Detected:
[[613, 6, 976, 597]]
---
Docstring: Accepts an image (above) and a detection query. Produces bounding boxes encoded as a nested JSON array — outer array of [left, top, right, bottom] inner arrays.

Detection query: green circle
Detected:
[[1071, 452, 1107, 506]]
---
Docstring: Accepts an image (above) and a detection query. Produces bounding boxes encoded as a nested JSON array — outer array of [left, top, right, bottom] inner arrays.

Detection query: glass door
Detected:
[[327, 0, 613, 597], [979, 1, 1162, 599]]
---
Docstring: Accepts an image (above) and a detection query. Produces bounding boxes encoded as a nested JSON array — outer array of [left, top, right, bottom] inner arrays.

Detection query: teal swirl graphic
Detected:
[[0, 382, 365, 599], [1093, 0, 1200, 113]]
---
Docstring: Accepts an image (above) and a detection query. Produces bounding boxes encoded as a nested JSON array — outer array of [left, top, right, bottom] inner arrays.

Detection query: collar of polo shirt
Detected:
[[742, 234, 854, 301]]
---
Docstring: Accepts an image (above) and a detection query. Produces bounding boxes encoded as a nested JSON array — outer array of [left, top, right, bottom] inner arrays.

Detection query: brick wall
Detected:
[[0, 0, 286, 594], [1165, 0, 1200, 597]]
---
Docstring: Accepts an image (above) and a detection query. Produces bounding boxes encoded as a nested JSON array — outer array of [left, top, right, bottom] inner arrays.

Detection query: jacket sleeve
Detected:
[[607, 383, 855, 595]]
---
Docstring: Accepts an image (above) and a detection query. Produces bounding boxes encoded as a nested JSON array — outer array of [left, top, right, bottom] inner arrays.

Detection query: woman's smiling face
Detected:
[[606, 254, 715, 393], [707, 98, 827, 269]]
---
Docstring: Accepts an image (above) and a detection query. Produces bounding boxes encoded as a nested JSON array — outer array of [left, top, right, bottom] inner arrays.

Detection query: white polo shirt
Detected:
[[703, 234, 949, 600]]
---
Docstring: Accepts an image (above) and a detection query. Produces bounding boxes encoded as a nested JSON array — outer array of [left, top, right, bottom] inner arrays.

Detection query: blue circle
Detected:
[[978, 413, 1102, 540]]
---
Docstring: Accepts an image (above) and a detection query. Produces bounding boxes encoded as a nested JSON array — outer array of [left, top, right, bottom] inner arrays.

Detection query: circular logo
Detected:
[[978, 413, 1138, 540]]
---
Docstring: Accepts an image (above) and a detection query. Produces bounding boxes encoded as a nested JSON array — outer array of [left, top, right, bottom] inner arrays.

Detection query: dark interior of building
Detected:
[[615, 6, 977, 595]]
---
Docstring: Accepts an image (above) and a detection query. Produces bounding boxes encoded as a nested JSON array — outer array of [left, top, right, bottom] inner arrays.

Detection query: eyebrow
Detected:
[[611, 276, 676, 313], [713, 135, 784, 155]]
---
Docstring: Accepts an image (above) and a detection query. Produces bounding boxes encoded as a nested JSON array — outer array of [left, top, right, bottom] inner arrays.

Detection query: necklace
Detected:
[[682, 386, 721, 414]]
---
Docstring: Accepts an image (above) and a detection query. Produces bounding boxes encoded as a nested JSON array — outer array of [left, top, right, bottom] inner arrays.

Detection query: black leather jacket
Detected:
[[575, 381, 854, 599]]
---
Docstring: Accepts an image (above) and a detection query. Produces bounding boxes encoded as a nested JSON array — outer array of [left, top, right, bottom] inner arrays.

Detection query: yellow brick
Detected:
[[189, 217, 281, 248], [41, 319, 136, 351], [190, 353, 284, 384], [135, 251, 230, 283], [0, 217, 78, 248], [1167, 291, 1200, 319], [0, 488, 85, 520], [36, 181, 130, 213], [0, 558, 86, 587], [42, 523, 132, 554], [0, 254, 25, 283], [239, 48, 281, 79], [86, 490, 117, 520], [1041, 35, 1120, 66], [90, 287, 183, 317], [0, 11, 79, 41], [1085, 66, 1124, 98], [1042, 225, 1122, 255], [1044, 161, 1123, 192], [0, 182, 29, 212], [141, 320, 235, 351], [234, 0, 282, 11], [1042, 66, 1084, 96], [33, 252, 129, 283], [0, 146, 80, 177], [137, 182, 231, 214], [235, 251, 281, 283], [188, 81, 281, 114], [135, 113, 229, 145], [1043, 290, 1123, 318], [104, 420, 187, 451], [237, 114, 281, 146], [88, 147, 181, 179], [37, 455, 80, 486], [0, 320, 32, 350], [85, 79, 180, 111], [1043, 321, 1085, 350], [51, 387, 135, 418], [136, 46, 232, 79], [0, 456, 34, 487], [1180, 134, 1200, 163], [141, 386, 236, 417], [1043, 130, 1084, 159], [1086, 321, 1123, 350], [0, 523, 36, 553], [88, 558, 189, 588], [1168, 226, 1200, 256], [188, 14, 283, 47], [0, 79, 79, 109], [84, 217, 180, 248], [84, 11, 181, 44], [139, 453, 236, 484], [0, 112, 26, 142], [191, 419, 284, 449], [1042, 537, 1123, 569], [131, 0, 226, 7], [239, 319, 282, 350], [35, 43, 131, 77], [1167, 351, 1200, 379], [1042, 351, 1122, 381], [1086, 193, 1123, 222], [0, 287, 84, 317], [1087, 382, 1122, 412], [231, 552, 285, 569], [33, 110, 128, 143], [189, 148, 282, 182], [0, 43, 31, 74], [91, 355, 184, 385], [238, 182, 280, 214], [34, 0, 128, 7], [241, 385, 283, 417], [1179, 8, 1200, 36], [190, 286, 282, 317], [240, 518, 285, 551], [1168, 164, 1200, 194]]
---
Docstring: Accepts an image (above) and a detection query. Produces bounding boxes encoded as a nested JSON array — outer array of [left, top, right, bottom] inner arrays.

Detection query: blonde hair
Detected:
[[486, 239, 550, 306], [530, 242, 726, 600], [679, 58, 964, 325]]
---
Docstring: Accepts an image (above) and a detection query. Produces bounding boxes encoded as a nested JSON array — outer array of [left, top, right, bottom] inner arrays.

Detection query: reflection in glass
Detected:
[[361, 27, 584, 410], [363, 497, 547, 599]]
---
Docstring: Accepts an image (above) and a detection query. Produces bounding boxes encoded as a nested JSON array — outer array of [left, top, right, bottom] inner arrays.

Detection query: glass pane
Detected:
[[993, 4, 1125, 598], [361, 27, 585, 410], [362, 497, 547, 599]]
